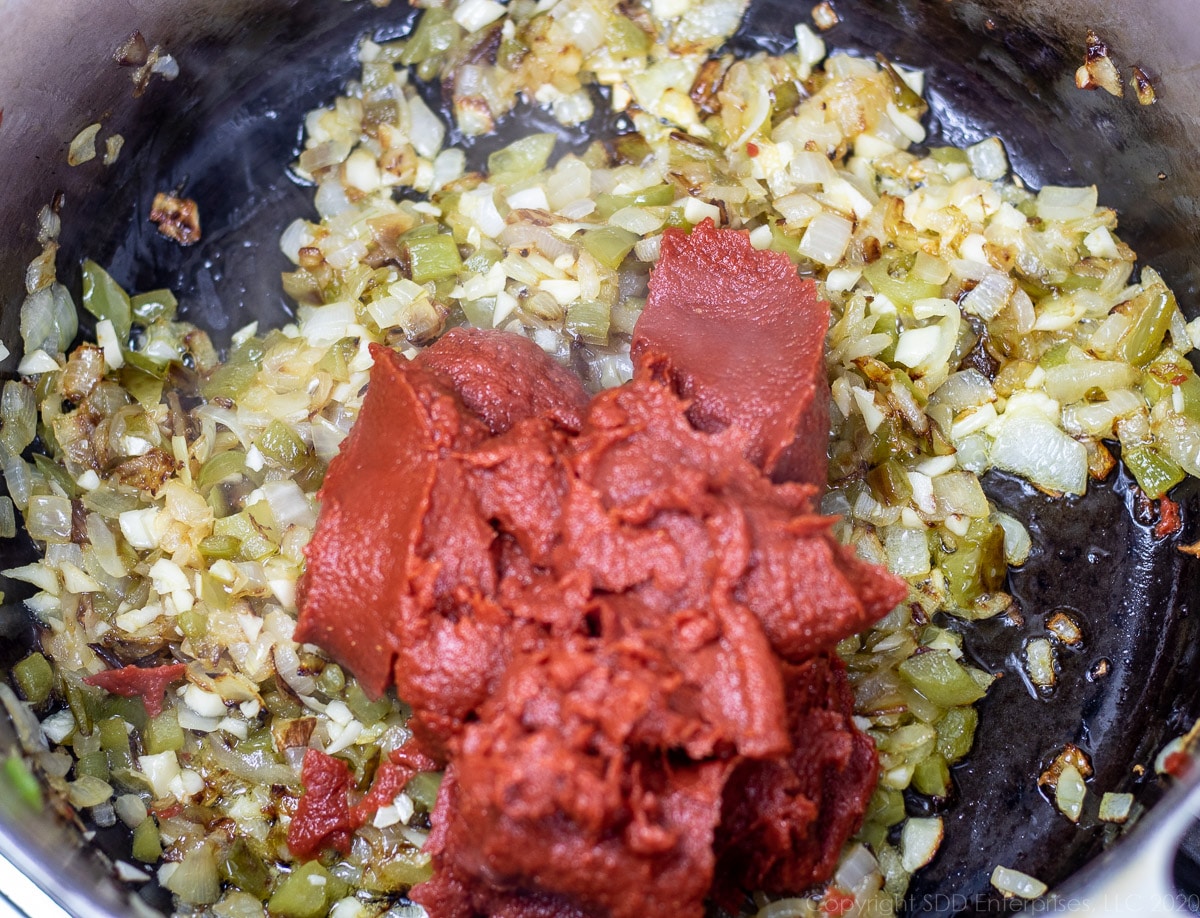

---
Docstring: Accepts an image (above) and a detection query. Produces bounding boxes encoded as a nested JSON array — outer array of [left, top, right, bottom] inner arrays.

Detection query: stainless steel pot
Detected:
[[2, 1, 1199, 915]]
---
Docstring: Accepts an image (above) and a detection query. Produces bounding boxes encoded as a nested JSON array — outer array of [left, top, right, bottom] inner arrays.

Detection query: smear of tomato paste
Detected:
[[83, 663, 187, 717]]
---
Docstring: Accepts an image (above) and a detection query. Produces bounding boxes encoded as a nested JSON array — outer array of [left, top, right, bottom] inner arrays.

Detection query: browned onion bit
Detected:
[[150, 192, 201, 246], [1038, 744, 1094, 792], [1075, 29, 1124, 97], [113, 30, 149, 67], [1131, 66, 1158, 105], [812, 1, 839, 31]]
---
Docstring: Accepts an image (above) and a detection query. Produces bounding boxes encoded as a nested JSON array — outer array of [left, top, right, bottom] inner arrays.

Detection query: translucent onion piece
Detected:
[[991, 866, 1048, 900]]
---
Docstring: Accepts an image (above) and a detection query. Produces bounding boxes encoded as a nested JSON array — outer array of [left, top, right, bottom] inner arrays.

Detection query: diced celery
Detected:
[[1144, 358, 1200, 418], [315, 337, 357, 381], [912, 753, 951, 798], [406, 233, 463, 285], [1176, 373, 1200, 422], [131, 817, 163, 863], [3, 755, 43, 811], [122, 349, 171, 377], [600, 134, 646, 167], [98, 716, 130, 753], [130, 289, 178, 324], [487, 133, 557, 182], [664, 205, 691, 231], [496, 36, 527, 70], [769, 222, 804, 263], [604, 15, 650, 58], [929, 146, 969, 165], [33, 453, 80, 498], [198, 534, 241, 560], [237, 729, 276, 758], [262, 690, 304, 720], [1057, 273, 1102, 292], [198, 449, 248, 493], [1124, 446, 1185, 499], [75, 750, 110, 782], [1119, 287, 1175, 368], [144, 709, 184, 755], [898, 650, 988, 707], [872, 312, 899, 363], [221, 837, 271, 898], [268, 861, 331, 918], [399, 7, 460, 68], [213, 511, 275, 561], [346, 682, 393, 726], [865, 785, 907, 829], [936, 706, 979, 763], [936, 518, 1006, 610], [1038, 342, 1072, 370], [256, 420, 308, 471], [566, 300, 611, 345], [372, 850, 434, 890], [81, 260, 132, 341], [770, 81, 800, 124], [405, 771, 443, 811], [12, 652, 53, 705], [178, 607, 208, 641], [119, 364, 164, 407], [579, 226, 639, 270], [863, 255, 943, 307], [62, 673, 99, 735], [99, 694, 148, 730], [595, 185, 675, 219], [316, 664, 346, 696], [868, 458, 913, 506], [201, 356, 260, 402]]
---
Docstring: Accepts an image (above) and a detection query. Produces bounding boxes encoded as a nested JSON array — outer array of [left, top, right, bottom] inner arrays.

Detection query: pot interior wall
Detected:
[[0, 1, 1198, 915]]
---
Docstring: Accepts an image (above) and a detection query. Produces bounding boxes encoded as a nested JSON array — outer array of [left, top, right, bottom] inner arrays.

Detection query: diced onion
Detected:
[[163, 843, 221, 906], [1043, 360, 1138, 404], [1036, 185, 1099, 222], [990, 417, 1088, 495], [68, 775, 114, 808], [68, 123, 102, 166], [961, 273, 1013, 320], [262, 480, 317, 530], [453, 0, 507, 32], [900, 817, 943, 871], [408, 94, 446, 159], [991, 866, 1048, 899], [884, 526, 931, 578], [1055, 763, 1086, 822], [1098, 792, 1134, 823], [966, 137, 1008, 181], [992, 511, 1032, 566], [1024, 638, 1056, 689]]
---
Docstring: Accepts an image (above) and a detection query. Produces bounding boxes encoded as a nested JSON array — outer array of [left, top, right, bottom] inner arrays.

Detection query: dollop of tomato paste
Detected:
[[295, 220, 907, 917]]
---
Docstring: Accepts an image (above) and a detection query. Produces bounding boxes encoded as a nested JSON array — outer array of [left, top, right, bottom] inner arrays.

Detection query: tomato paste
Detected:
[[83, 662, 188, 717], [295, 220, 907, 917]]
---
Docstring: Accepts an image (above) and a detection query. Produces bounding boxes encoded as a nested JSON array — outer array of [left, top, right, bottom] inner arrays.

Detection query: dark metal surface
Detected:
[[1, 1, 1199, 916]]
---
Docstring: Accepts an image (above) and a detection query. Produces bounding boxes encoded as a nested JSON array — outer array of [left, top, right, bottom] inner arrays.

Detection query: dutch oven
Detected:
[[1, 0, 1199, 915]]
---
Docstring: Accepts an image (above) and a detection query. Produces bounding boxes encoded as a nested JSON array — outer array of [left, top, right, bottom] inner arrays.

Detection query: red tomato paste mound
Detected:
[[295, 220, 907, 918]]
